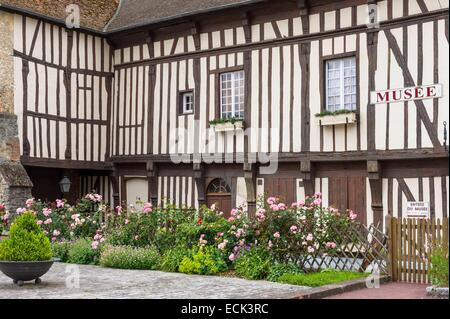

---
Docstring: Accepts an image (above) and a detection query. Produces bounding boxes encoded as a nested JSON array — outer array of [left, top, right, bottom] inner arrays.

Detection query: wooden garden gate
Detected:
[[387, 216, 449, 283]]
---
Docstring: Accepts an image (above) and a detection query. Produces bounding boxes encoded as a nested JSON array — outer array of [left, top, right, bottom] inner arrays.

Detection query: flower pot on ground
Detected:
[[0, 212, 54, 286]]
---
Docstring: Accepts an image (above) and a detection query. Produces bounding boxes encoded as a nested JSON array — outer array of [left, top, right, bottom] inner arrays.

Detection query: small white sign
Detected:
[[371, 84, 443, 104], [406, 201, 430, 219]]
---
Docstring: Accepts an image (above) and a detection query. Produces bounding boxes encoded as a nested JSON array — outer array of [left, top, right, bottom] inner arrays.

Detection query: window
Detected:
[[220, 70, 245, 119], [325, 57, 357, 112], [180, 91, 194, 114]]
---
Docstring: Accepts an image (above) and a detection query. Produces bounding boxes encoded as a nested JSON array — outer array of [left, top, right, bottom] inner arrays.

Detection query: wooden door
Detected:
[[329, 176, 366, 224], [264, 177, 296, 205], [207, 195, 232, 217], [206, 178, 232, 217]]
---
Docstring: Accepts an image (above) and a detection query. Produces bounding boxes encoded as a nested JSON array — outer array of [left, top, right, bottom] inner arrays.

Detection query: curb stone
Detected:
[[289, 276, 391, 299], [426, 286, 449, 299]]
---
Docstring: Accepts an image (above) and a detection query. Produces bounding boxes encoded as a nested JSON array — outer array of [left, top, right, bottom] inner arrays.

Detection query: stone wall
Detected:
[[0, 11, 31, 214], [0, 11, 14, 114]]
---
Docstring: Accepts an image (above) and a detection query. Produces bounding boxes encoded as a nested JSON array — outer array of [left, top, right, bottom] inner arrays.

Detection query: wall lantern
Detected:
[[59, 176, 71, 194]]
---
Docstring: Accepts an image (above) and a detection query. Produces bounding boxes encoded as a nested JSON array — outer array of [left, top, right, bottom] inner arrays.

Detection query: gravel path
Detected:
[[0, 262, 310, 299]]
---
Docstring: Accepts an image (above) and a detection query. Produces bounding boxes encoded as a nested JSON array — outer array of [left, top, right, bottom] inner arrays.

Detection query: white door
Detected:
[[126, 178, 148, 209]]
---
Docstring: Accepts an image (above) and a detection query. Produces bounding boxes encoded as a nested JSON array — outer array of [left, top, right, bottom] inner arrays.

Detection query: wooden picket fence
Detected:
[[387, 216, 449, 283]]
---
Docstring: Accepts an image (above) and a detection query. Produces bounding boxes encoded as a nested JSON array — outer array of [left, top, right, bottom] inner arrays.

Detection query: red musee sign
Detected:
[[371, 84, 443, 104]]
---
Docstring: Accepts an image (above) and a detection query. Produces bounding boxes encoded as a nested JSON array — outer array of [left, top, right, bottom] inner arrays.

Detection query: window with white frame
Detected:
[[220, 70, 245, 119], [180, 91, 194, 114], [325, 57, 357, 112]]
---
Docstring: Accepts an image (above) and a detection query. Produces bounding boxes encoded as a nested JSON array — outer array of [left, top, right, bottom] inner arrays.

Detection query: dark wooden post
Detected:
[[193, 163, 205, 207], [300, 160, 315, 196], [146, 160, 158, 207], [368, 160, 384, 228], [244, 162, 256, 218]]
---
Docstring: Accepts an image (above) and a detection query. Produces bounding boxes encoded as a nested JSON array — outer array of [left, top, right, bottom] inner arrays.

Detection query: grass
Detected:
[[277, 270, 369, 287]]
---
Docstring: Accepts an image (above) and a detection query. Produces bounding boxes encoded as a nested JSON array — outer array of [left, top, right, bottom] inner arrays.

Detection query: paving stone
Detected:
[[0, 262, 310, 299]]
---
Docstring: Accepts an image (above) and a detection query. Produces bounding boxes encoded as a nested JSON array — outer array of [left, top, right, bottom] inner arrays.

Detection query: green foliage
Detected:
[[429, 245, 449, 288], [314, 109, 356, 118], [51, 241, 71, 262], [100, 245, 160, 270], [209, 117, 244, 125], [0, 212, 52, 261], [277, 270, 368, 287], [67, 238, 99, 265], [234, 248, 271, 280], [267, 263, 302, 282], [159, 246, 192, 272], [178, 246, 227, 275]]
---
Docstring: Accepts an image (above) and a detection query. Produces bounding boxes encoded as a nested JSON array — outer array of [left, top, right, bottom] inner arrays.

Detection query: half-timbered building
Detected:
[[0, 0, 448, 228]]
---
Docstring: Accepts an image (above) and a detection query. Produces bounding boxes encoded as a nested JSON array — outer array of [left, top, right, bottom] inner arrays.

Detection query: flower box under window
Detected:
[[315, 111, 357, 126], [210, 119, 244, 132]]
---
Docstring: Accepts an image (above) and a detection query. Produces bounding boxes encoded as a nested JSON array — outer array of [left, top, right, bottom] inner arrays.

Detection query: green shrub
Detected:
[[100, 245, 160, 270], [51, 241, 71, 262], [234, 248, 271, 280], [267, 263, 302, 282], [67, 238, 99, 265], [0, 212, 52, 261], [159, 245, 192, 272], [179, 246, 227, 275], [278, 269, 368, 287], [429, 245, 449, 288]]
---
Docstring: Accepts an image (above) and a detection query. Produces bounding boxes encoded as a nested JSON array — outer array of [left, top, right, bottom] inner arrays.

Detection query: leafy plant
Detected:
[[67, 238, 99, 265], [234, 247, 271, 280], [0, 212, 52, 261], [179, 246, 227, 275], [315, 109, 356, 118], [209, 117, 244, 126], [429, 244, 449, 288], [100, 245, 160, 270], [267, 263, 302, 282], [159, 245, 192, 272], [51, 241, 71, 262], [277, 270, 368, 287]]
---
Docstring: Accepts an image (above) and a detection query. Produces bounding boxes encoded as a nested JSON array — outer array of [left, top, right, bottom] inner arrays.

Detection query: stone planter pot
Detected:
[[0, 260, 54, 286], [426, 286, 449, 299]]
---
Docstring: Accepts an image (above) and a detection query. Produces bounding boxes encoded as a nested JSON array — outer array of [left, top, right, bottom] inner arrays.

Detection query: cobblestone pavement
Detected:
[[0, 262, 310, 299]]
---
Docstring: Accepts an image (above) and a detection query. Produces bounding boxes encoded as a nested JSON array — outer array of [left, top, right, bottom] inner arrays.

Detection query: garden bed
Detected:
[[1, 193, 386, 290]]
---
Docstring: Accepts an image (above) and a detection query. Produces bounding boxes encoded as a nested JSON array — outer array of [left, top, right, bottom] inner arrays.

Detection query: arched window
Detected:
[[207, 178, 231, 194]]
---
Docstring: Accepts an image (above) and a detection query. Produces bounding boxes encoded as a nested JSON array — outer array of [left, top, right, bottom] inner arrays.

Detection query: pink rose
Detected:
[[115, 206, 123, 215], [36, 220, 43, 225], [26, 198, 34, 208], [307, 246, 315, 253], [228, 216, 235, 222], [297, 200, 305, 207], [228, 253, 236, 261], [271, 204, 280, 212], [43, 208, 52, 217], [314, 192, 322, 198], [143, 202, 152, 214], [56, 199, 64, 208], [16, 207, 26, 214], [313, 198, 322, 206], [273, 232, 280, 238], [267, 197, 277, 205], [306, 233, 313, 241], [290, 225, 298, 233], [277, 203, 287, 210], [349, 210, 358, 221], [91, 241, 99, 250], [53, 229, 61, 237], [124, 219, 129, 225], [44, 218, 52, 225]]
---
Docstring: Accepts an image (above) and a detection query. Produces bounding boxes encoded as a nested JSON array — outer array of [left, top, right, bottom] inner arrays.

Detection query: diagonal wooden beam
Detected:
[[397, 178, 416, 202], [416, 0, 429, 13], [384, 29, 441, 148]]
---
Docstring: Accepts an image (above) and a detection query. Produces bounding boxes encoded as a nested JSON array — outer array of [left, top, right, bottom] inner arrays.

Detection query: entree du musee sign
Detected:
[[371, 84, 443, 104]]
